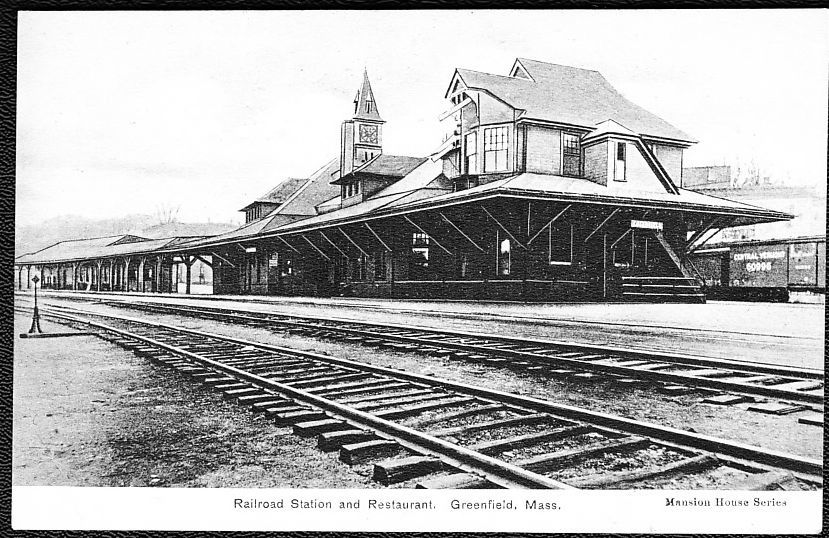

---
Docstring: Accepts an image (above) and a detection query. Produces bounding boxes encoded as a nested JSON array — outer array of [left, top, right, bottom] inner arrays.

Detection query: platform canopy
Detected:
[[15, 235, 204, 266]]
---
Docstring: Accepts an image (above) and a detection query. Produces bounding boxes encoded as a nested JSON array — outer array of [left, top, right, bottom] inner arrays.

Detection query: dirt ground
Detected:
[[12, 314, 379, 488]]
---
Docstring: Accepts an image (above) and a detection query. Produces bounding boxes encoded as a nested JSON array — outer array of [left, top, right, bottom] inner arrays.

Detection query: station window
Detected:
[[562, 133, 581, 176], [614, 142, 627, 182], [483, 126, 509, 172], [374, 251, 388, 280], [354, 181, 360, 196], [465, 131, 478, 174], [549, 224, 573, 265], [411, 232, 430, 279], [347, 184, 353, 197], [351, 254, 368, 281], [498, 237, 511, 276]]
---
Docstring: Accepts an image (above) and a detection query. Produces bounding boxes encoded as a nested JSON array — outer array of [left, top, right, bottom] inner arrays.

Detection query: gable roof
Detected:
[[240, 177, 308, 211], [167, 159, 342, 250], [332, 154, 427, 184], [451, 58, 695, 145]]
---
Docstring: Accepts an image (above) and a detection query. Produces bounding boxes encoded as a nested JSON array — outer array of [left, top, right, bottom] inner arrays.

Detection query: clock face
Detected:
[[359, 124, 379, 144]]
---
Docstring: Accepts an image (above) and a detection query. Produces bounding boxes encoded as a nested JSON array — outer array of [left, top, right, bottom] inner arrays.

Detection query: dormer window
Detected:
[[614, 141, 627, 182], [562, 132, 581, 177], [483, 126, 509, 172], [365, 98, 373, 113]]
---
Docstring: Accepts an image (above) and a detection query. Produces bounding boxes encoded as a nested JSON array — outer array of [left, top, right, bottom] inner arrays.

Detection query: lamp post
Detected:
[[29, 275, 42, 334]]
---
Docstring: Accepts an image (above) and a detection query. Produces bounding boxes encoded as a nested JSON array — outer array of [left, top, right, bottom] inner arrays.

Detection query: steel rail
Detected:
[[72, 298, 824, 404], [39, 293, 820, 380], [34, 305, 573, 490], [34, 303, 824, 478]]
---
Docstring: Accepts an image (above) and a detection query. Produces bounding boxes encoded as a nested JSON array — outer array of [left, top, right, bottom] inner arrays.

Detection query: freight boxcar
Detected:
[[690, 236, 825, 301]]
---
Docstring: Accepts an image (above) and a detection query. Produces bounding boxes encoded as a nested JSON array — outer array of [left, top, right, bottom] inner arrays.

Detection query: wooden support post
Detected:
[[156, 257, 162, 293], [96, 261, 103, 292], [186, 256, 192, 295], [109, 259, 114, 291], [137, 258, 145, 293], [123, 258, 130, 292], [27, 265, 31, 289], [603, 234, 608, 298]]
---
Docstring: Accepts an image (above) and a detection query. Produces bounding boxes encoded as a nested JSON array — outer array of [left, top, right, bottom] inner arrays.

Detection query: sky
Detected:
[[16, 10, 829, 227]]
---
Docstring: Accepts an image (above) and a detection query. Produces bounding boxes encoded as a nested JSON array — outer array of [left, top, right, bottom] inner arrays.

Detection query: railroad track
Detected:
[[33, 294, 824, 414], [18, 302, 822, 490]]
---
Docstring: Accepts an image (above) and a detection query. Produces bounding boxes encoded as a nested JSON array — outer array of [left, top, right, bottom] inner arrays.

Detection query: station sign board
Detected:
[[730, 244, 787, 287], [630, 220, 663, 231]]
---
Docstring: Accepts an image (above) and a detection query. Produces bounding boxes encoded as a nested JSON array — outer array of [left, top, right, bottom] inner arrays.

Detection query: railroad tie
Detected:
[[273, 409, 328, 426], [211, 382, 250, 391], [568, 453, 720, 489], [339, 439, 404, 465], [514, 436, 650, 474], [317, 430, 376, 451], [415, 473, 494, 490], [293, 419, 350, 437], [468, 425, 593, 455], [428, 413, 549, 438], [746, 402, 808, 415], [701, 394, 753, 405], [373, 396, 476, 421], [201, 376, 237, 386], [311, 380, 407, 398], [355, 392, 457, 412], [261, 403, 309, 416], [798, 414, 823, 427], [222, 387, 261, 400], [235, 393, 281, 406], [339, 388, 434, 406], [408, 403, 505, 429], [373, 456, 444, 485]]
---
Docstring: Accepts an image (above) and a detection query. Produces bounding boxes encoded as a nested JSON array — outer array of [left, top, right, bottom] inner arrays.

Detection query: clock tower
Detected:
[[340, 70, 385, 177]]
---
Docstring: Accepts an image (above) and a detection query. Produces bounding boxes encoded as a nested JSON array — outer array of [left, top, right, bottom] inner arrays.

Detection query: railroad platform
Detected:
[[23, 290, 825, 370]]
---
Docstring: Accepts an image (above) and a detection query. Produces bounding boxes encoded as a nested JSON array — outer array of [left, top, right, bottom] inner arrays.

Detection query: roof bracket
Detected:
[[403, 216, 453, 255], [440, 212, 484, 252], [480, 206, 526, 250], [583, 208, 621, 244], [528, 204, 572, 245]]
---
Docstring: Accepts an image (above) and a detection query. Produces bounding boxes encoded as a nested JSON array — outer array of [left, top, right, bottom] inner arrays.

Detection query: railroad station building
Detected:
[[15, 58, 792, 303]]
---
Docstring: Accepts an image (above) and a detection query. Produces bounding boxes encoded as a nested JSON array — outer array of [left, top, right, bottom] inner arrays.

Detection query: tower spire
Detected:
[[340, 69, 385, 179], [352, 69, 383, 122]]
